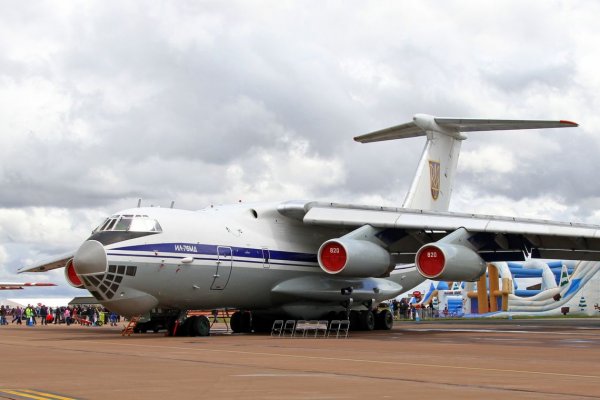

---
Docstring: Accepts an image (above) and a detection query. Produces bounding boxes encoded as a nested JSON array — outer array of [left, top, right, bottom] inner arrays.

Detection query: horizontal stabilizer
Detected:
[[435, 117, 578, 132], [354, 114, 578, 143]]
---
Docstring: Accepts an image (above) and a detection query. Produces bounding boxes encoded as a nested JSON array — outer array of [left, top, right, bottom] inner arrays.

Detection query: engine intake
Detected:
[[64, 259, 84, 289], [415, 243, 486, 282], [318, 238, 390, 277]]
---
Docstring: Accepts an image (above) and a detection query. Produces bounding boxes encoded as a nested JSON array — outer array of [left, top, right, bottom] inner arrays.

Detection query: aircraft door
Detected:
[[211, 246, 233, 290], [262, 248, 270, 269]]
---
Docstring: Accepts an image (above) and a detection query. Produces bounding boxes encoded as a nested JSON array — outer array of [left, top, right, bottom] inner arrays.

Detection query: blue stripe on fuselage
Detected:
[[111, 242, 318, 264]]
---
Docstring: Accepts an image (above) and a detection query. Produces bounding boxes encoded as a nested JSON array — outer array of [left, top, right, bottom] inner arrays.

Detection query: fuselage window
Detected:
[[96, 218, 110, 233], [114, 218, 133, 231], [96, 214, 162, 233], [129, 218, 161, 232], [105, 219, 117, 231]]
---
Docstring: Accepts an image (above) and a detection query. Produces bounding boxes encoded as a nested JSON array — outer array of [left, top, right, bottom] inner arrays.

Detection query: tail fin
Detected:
[[355, 114, 577, 212]]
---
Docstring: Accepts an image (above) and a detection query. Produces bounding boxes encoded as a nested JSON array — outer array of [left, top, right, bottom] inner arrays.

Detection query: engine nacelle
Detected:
[[64, 259, 84, 289], [415, 243, 486, 282], [318, 238, 390, 277]]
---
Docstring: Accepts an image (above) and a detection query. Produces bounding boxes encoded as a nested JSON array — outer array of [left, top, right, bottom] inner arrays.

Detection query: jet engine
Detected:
[[415, 243, 486, 282], [318, 238, 390, 277], [64, 259, 84, 289]]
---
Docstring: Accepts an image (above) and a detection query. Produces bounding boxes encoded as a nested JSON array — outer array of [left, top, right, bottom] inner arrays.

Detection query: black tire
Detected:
[[230, 312, 242, 333], [241, 311, 252, 333], [349, 310, 360, 330], [176, 318, 191, 337], [166, 318, 177, 337], [186, 317, 198, 336], [190, 316, 210, 336], [360, 310, 375, 331], [375, 309, 394, 330]]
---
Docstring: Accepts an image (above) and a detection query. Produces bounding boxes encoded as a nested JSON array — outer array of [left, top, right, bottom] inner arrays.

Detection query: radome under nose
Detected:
[[73, 240, 107, 275]]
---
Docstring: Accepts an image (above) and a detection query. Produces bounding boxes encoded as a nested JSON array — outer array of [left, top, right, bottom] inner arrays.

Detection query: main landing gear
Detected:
[[139, 308, 393, 336], [228, 309, 394, 334], [349, 309, 393, 331], [165, 315, 211, 337]]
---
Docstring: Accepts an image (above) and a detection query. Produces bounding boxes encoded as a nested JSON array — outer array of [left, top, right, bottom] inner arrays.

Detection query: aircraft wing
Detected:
[[0, 282, 57, 290], [278, 201, 600, 262], [17, 251, 74, 273]]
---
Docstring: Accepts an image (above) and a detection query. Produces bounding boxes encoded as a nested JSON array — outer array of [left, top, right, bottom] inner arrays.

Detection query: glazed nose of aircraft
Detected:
[[73, 240, 107, 275]]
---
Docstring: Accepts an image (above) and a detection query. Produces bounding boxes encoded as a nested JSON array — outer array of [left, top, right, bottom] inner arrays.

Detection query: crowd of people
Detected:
[[388, 298, 446, 320], [0, 304, 120, 327]]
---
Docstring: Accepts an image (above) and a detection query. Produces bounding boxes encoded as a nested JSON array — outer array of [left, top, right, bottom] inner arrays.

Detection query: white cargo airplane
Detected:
[[19, 114, 599, 336]]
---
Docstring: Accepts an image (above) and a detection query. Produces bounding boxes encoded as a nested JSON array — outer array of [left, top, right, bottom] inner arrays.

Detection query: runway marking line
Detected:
[[97, 341, 600, 380], [0, 389, 77, 400]]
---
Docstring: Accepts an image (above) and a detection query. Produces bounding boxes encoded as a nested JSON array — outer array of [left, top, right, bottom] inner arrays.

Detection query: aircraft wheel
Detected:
[[176, 318, 191, 336], [360, 310, 375, 331], [166, 318, 177, 336], [230, 312, 242, 333], [186, 317, 198, 336], [241, 311, 253, 333], [349, 311, 361, 330], [375, 309, 394, 330], [191, 315, 211, 336]]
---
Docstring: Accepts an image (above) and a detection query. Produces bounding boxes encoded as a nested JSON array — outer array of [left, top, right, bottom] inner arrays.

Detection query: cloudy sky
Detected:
[[1, 1, 600, 298]]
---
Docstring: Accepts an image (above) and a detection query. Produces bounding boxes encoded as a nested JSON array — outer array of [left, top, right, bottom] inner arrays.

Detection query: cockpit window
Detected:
[[94, 215, 162, 233]]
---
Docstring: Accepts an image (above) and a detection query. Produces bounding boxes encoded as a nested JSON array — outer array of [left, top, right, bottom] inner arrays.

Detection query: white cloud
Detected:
[[459, 146, 517, 174], [1, 1, 600, 294]]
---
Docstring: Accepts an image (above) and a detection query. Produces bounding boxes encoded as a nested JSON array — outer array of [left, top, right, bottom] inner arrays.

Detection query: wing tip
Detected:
[[560, 120, 579, 127]]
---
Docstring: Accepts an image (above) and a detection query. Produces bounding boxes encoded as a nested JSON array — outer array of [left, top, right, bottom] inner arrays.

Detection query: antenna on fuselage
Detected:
[[137, 198, 142, 208], [170, 201, 175, 209]]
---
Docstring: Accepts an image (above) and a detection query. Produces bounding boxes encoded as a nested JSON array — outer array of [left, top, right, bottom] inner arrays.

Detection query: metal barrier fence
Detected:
[[271, 319, 349, 338]]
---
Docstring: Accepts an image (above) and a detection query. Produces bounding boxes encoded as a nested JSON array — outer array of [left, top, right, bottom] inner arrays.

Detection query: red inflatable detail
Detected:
[[319, 242, 347, 273], [417, 245, 445, 277], [66, 260, 83, 287]]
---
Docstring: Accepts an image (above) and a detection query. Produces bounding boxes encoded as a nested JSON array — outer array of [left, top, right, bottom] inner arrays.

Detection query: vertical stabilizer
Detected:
[[402, 115, 463, 211], [354, 114, 577, 212]]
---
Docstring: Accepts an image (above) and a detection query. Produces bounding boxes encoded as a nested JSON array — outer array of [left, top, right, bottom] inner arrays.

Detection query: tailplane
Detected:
[[355, 114, 577, 212]]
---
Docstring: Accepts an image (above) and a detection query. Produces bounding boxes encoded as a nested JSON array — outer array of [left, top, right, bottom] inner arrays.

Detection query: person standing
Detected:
[[12, 307, 22, 324], [0, 306, 7, 325], [64, 307, 71, 326], [40, 305, 48, 325], [24, 305, 34, 326]]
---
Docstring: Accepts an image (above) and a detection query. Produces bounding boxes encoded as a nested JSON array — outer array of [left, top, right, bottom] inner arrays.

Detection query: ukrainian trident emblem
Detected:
[[429, 160, 440, 200]]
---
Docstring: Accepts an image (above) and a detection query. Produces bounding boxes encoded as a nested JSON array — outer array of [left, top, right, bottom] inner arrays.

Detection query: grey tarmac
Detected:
[[0, 318, 599, 399]]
